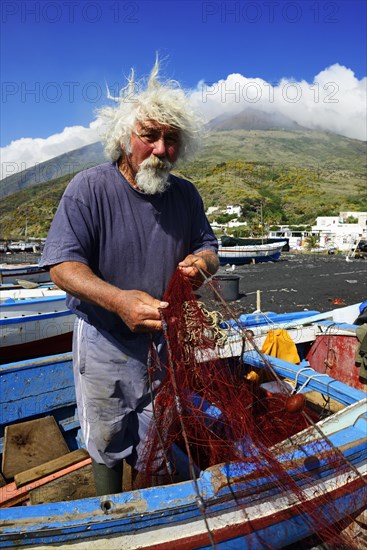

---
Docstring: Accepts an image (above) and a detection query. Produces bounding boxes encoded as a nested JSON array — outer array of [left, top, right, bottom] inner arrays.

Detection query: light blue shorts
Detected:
[[73, 318, 166, 469]]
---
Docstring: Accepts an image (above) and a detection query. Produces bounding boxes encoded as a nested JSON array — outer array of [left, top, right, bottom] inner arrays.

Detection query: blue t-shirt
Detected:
[[40, 162, 218, 346]]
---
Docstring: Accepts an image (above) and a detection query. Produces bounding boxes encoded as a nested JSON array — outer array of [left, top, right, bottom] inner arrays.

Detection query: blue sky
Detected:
[[1, 0, 366, 175]]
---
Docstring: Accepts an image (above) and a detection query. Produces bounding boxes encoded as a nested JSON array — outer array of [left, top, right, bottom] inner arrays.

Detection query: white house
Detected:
[[206, 206, 219, 216], [224, 205, 242, 216], [311, 212, 367, 251]]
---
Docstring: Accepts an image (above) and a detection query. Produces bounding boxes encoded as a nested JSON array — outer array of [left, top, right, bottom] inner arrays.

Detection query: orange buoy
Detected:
[[285, 393, 305, 414]]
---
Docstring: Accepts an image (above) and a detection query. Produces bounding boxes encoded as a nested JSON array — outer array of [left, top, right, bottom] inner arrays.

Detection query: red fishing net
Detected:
[[139, 269, 365, 549]]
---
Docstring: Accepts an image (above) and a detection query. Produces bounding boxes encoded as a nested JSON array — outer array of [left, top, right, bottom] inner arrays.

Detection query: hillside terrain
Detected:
[[1, 125, 366, 239], [0, 142, 106, 199]]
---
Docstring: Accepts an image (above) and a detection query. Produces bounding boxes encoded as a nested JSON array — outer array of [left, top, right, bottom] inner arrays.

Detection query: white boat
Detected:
[[0, 264, 50, 285], [0, 287, 66, 314], [218, 241, 288, 265]]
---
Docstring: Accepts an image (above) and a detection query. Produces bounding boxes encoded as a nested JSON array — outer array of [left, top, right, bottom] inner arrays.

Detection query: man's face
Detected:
[[128, 120, 181, 175], [127, 120, 181, 194]]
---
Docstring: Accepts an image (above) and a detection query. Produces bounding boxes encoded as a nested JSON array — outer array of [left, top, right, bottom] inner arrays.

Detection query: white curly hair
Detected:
[[96, 59, 203, 163]]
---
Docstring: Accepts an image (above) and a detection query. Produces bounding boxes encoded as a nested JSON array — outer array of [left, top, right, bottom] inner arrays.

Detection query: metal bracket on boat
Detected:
[[293, 367, 332, 394]]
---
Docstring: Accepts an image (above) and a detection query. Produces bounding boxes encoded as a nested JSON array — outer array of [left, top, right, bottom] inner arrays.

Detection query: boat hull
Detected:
[[218, 242, 287, 265], [0, 310, 74, 363], [0, 289, 66, 314], [1, 471, 366, 549], [0, 264, 50, 285]]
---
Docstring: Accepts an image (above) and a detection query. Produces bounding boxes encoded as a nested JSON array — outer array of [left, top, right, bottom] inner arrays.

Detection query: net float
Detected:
[[285, 393, 306, 414]]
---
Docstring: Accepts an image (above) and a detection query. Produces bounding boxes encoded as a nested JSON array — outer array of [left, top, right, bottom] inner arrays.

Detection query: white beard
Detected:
[[135, 156, 173, 195]]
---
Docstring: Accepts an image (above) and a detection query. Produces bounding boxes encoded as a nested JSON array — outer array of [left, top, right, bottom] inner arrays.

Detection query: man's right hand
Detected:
[[115, 290, 169, 333]]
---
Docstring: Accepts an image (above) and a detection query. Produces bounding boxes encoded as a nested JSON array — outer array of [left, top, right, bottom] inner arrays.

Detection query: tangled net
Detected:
[[139, 269, 365, 549]]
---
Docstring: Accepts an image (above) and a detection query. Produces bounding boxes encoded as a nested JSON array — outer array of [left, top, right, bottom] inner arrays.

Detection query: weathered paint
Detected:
[[0, 353, 75, 452], [307, 331, 366, 390], [0, 311, 74, 363]]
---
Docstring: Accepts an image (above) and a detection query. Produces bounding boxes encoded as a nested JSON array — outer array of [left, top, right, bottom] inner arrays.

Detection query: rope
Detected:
[[160, 310, 217, 550], [147, 341, 175, 482]]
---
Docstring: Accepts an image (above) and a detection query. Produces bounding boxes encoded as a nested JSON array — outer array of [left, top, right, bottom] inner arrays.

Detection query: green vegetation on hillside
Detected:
[[0, 173, 76, 238], [178, 159, 366, 225]]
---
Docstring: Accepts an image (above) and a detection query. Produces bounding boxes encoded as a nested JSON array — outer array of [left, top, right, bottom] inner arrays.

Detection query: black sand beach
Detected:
[[1, 251, 366, 317], [199, 252, 367, 317]]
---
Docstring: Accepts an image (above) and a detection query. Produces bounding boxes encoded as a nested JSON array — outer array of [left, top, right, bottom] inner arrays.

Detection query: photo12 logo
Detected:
[[201, 1, 340, 24], [1, 1, 140, 24], [201, 80, 339, 104], [1, 78, 148, 104]]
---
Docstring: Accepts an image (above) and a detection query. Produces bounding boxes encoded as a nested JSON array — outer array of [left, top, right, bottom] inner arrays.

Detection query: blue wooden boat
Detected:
[[0, 335, 366, 548], [0, 280, 71, 366], [219, 302, 366, 391]]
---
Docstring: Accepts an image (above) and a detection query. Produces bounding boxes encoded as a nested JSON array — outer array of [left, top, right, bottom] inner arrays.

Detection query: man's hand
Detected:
[[115, 290, 168, 333], [178, 250, 219, 288]]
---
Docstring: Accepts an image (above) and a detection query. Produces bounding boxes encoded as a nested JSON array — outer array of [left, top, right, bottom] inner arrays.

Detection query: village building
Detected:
[[311, 212, 367, 251], [207, 205, 367, 251]]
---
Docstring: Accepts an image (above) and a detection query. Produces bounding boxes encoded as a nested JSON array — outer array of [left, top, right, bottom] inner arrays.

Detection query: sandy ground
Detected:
[[198, 252, 367, 317], [1, 251, 366, 316]]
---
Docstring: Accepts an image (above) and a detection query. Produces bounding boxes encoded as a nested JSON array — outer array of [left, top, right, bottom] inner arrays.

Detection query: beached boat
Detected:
[[0, 264, 50, 285], [0, 287, 66, 314], [217, 302, 366, 391], [0, 310, 366, 548], [0, 307, 75, 363], [218, 240, 288, 265], [221, 234, 290, 251]]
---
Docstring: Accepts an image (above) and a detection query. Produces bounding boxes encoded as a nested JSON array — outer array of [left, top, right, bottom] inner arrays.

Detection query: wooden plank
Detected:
[[29, 464, 95, 504], [123, 460, 133, 492], [15, 448, 89, 488], [304, 390, 345, 414], [0, 458, 91, 508], [0, 472, 6, 488], [2, 416, 69, 479]]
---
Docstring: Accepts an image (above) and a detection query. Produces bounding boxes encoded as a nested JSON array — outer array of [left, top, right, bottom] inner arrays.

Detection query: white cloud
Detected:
[[189, 64, 367, 141], [1, 64, 366, 180], [1, 119, 103, 180]]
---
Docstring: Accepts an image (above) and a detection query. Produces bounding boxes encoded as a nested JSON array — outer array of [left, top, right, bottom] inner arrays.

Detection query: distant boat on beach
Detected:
[[0, 264, 50, 285], [218, 238, 288, 265]]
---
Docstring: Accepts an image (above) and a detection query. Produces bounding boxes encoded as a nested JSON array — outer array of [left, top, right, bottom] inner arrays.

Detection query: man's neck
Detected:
[[117, 159, 139, 189]]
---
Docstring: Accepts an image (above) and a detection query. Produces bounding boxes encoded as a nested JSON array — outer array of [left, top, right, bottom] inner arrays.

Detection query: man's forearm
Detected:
[[49, 261, 168, 333], [50, 261, 123, 316]]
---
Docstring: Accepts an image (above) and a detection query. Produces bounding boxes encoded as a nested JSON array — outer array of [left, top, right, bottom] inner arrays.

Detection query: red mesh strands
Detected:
[[138, 269, 364, 549]]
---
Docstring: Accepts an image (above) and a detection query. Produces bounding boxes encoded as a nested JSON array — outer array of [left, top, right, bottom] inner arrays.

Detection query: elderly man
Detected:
[[40, 62, 219, 495]]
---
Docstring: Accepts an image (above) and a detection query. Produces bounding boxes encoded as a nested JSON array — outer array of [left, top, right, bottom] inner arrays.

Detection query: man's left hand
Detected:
[[178, 251, 219, 287]]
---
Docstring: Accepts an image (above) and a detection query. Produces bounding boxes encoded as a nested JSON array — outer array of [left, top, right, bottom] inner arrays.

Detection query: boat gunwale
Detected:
[[0, 309, 74, 325]]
